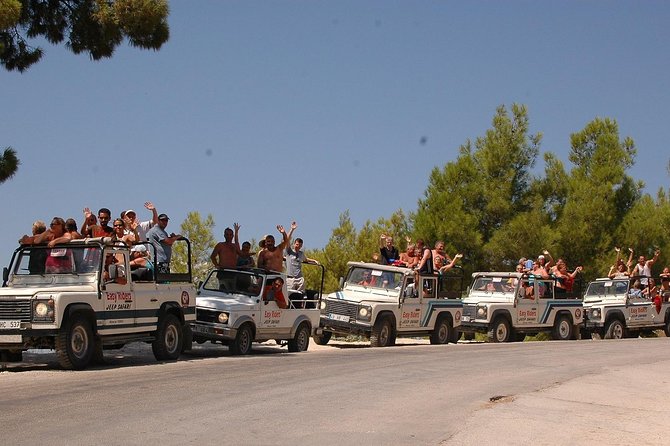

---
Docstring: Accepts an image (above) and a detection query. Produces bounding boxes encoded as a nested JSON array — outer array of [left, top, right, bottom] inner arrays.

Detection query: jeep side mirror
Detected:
[[339, 277, 344, 289], [2, 267, 8, 284]]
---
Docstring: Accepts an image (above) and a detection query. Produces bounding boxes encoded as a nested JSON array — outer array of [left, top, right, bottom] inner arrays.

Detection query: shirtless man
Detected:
[[432, 240, 450, 270], [210, 223, 241, 269], [257, 225, 291, 272]]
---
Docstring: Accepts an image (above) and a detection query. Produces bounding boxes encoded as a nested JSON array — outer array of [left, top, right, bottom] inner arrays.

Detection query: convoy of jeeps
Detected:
[[1, 237, 669, 369]]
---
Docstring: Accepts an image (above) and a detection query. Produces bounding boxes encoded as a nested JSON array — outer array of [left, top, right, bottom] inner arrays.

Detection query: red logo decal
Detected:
[[181, 291, 190, 306], [455, 311, 461, 322]]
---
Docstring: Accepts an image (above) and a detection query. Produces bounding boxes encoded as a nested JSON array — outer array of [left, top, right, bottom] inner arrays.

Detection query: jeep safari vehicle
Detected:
[[317, 262, 463, 347], [0, 238, 196, 369], [583, 276, 670, 339], [191, 264, 324, 355], [460, 272, 583, 342]]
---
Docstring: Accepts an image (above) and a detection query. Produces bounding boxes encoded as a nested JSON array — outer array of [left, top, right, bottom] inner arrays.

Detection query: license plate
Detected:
[[461, 316, 471, 322], [0, 334, 22, 343], [0, 320, 21, 329], [327, 313, 349, 322], [193, 325, 213, 334]]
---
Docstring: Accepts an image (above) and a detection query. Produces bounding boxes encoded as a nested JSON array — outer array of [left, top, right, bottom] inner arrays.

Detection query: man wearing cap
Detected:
[[146, 214, 182, 274], [124, 201, 159, 242]]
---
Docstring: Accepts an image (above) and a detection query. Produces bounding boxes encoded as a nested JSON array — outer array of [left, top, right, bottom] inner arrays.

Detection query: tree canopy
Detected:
[[0, 147, 20, 184], [1, 0, 170, 72], [314, 105, 669, 291]]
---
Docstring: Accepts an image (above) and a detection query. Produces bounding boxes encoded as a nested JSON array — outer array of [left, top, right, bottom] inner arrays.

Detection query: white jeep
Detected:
[[191, 266, 323, 355], [0, 238, 196, 369], [460, 272, 583, 342], [316, 262, 463, 347], [583, 276, 670, 339]]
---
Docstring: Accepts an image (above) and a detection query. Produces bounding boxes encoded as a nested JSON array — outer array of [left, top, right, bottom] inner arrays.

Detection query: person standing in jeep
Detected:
[[147, 213, 182, 274]]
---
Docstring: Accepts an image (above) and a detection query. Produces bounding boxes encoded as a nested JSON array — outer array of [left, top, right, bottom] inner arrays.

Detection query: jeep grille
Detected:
[[463, 304, 476, 319], [0, 300, 31, 321], [326, 300, 358, 317], [196, 308, 220, 323]]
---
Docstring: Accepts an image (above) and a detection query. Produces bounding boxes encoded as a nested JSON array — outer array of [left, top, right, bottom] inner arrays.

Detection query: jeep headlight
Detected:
[[358, 305, 372, 321], [590, 308, 601, 320], [218, 312, 229, 324], [33, 299, 55, 322], [320, 300, 327, 311], [476, 306, 488, 319]]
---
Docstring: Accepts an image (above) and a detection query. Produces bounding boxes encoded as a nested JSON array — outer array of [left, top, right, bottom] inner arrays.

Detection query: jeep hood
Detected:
[[196, 294, 257, 311], [327, 289, 398, 304]]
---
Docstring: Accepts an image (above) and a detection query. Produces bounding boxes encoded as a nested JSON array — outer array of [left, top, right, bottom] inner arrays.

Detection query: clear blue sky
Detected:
[[2, 1, 669, 268]]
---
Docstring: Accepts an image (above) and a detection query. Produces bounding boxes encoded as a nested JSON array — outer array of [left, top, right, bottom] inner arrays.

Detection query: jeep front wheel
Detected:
[[313, 331, 332, 345], [230, 324, 253, 355], [430, 316, 451, 345], [552, 315, 573, 341], [370, 317, 395, 347], [152, 314, 183, 360], [56, 314, 94, 370], [604, 319, 626, 339], [488, 317, 511, 343], [288, 323, 311, 352]]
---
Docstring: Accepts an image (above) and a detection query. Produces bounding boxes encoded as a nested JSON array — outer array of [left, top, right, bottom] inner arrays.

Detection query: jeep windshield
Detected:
[[470, 276, 516, 295], [8, 245, 102, 285], [585, 279, 629, 297], [346, 266, 404, 291], [202, 269, 263, 297]]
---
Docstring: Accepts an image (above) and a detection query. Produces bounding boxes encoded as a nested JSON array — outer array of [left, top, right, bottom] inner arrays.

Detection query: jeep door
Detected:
[[100, 251, 137, 334], [399, 276, 430, 330], [258, 277, 292, 339], [515, 278, 539, 326], [626, 289, 653, 327]]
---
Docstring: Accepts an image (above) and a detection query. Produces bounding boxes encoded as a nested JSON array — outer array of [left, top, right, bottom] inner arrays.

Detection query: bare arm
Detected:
[[145, 202, 159, 225], [276, 225, 289, 250]]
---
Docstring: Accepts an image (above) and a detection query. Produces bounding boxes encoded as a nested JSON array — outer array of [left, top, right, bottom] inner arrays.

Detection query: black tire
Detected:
[[152, 314, 183, 361], [370, 316, 395, 347], [664, 315, 670, 338], [230, 324, 253, 355], [450, 328, 461, 344], [552, 314, 574, 341], [56, 313, 94, 370], [430, 316, 451, 345], [604, 319, 626, 340], [288, 323, 311, 352], [487, 317, 511, 343], [0, 350, 23, 362], [181, 324, 193, 353], [313, 331, 332, 345], [91, 338, 105, 365]]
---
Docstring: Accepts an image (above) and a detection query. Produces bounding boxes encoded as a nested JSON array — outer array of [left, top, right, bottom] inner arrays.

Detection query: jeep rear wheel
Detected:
[[56, 314, 94, 370], [488, 317, 511, 343], [152, 314, 183, 361], [604, 319, 626, 339], [552, 315, 573, 341], [313, 331, 332, 345], [230, 324, 253, 355], [288, 323, 311, 352], [430, 316, 451, 345], [664, 315, 670, 338], [370, 317, 394, 347]]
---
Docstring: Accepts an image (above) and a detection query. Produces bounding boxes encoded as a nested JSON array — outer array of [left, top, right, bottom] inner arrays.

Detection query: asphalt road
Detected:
[[1, 337, 669, 445]]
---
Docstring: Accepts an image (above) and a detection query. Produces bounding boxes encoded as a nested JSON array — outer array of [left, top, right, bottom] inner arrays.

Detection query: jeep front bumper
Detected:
[[191, 322, 236, 341], [319, 315, 371, 337]]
